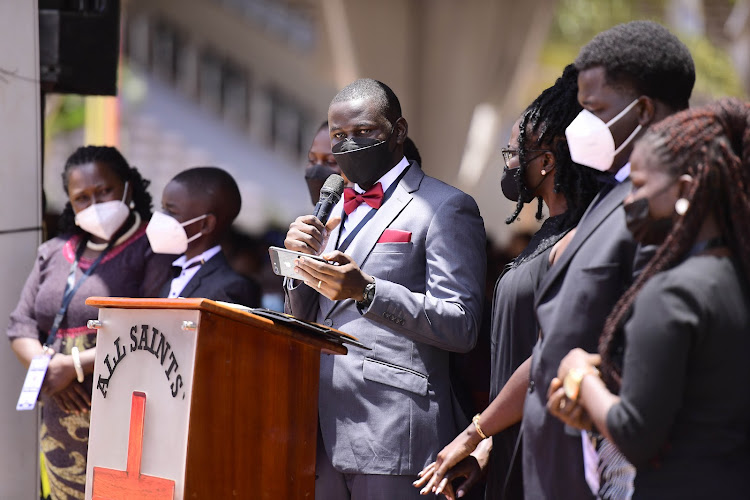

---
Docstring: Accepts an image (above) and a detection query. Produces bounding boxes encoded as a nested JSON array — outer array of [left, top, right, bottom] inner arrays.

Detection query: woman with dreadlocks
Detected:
[[8, 146, 173, 499], [415, 65, 599, 499], [547, 98, 750, 498]]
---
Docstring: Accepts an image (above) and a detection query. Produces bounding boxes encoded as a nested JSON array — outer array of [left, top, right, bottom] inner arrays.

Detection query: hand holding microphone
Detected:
[[284, 174, 345, 255]]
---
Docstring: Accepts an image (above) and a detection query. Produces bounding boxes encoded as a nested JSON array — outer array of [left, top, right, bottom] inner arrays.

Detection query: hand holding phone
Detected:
[[269, 246, 329, 280]]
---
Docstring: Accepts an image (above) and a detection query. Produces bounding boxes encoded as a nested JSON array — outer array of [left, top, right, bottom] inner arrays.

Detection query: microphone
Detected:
[[313, 174, 345, 224]]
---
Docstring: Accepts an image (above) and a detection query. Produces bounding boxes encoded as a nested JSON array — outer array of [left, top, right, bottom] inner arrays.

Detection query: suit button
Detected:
[[324, 319, 333, 327]]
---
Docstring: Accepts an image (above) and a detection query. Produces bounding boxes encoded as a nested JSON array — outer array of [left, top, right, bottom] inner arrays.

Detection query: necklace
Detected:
[[86, 212, 142, 251]]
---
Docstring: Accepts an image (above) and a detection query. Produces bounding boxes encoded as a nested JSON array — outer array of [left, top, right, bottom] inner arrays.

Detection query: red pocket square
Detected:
[[378, 229, 412, 243]]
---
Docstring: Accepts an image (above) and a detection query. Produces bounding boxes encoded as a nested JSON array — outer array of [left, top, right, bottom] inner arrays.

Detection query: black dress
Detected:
[[606, 254, 750, 499], [486, 215, 569, 499]]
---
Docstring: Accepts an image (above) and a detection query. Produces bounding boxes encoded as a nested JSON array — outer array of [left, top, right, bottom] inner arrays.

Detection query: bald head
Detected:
[[330, 78, 402, 125]]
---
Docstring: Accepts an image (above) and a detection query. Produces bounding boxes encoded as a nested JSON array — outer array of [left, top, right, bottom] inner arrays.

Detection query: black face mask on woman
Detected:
[[332, 130, 395, 188], [624, 196, 674, 245], [501, 166, 534, 203], [500, 162, 554, 204], [305, 163, 340, 205]]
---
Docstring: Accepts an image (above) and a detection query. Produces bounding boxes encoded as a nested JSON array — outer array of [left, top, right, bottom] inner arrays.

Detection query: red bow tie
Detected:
[[343, 183, 384, 215]]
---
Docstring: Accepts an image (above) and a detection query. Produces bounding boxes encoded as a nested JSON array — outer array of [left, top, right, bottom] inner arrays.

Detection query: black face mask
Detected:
[[501, 166, 534, 203], [305, 163, 340, 205], [624, 197, 674, 245], [332, 131, 395, 188], [500, 162, 553, 204]]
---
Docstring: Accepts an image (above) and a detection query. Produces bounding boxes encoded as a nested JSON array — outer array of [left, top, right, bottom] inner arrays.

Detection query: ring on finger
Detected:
[[559, 398, 567, 410], [317, 280, 322, 289]]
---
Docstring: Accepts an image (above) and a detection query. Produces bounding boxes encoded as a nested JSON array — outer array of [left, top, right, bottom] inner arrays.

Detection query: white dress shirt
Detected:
[[168, 245, 222, 298]]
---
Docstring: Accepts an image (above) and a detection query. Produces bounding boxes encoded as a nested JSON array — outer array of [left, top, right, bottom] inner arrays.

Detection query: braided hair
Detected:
[[507, 64, 600, 225], [58, 146, 153, 235], [599, 98, 750, 389]]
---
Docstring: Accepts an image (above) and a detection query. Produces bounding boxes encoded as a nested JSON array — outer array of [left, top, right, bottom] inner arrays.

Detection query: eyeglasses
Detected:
[[501, 148, 550, 168]]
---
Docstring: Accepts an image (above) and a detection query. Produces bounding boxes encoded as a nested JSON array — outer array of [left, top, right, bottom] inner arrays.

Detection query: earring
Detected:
[[540, 169, 547, 176], [675, 198, 689, 215], [129, 200, 135, 209]]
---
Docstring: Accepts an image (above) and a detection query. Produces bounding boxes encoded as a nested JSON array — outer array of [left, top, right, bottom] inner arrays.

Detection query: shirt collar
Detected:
[[353, 156, 410, 194], [172, 245, 222, 268], [614, 162, 631, 183]]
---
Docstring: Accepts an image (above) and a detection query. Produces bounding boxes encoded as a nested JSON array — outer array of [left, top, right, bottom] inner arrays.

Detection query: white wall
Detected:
[[0, 1, 42, 497]]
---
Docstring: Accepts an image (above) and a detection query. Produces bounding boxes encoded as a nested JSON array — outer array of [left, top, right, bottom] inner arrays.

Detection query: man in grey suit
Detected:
[[284, 78, 486, 499], [414, 21, 696, 500]]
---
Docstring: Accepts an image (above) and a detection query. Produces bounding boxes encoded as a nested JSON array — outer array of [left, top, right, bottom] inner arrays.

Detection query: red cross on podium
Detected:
[[92, 391, 175, 500]]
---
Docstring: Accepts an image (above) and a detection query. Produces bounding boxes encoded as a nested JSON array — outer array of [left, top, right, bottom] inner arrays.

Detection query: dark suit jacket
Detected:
[[522, 180, 652, 499], [160, 251, 261, 307]]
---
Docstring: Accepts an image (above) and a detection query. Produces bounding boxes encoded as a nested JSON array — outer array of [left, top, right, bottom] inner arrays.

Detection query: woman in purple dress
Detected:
[[7, 146, 173, 499]]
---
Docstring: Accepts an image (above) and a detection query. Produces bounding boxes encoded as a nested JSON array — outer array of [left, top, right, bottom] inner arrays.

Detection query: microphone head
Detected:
[[320, 174, 346, 201]]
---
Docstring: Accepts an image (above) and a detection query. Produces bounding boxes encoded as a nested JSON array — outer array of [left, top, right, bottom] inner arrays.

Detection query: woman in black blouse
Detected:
[[548, 98, 750, 499], [415, 65, 599, 499]]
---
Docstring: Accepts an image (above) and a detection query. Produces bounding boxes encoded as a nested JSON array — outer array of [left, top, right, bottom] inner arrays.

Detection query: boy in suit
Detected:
[[284, 78, 486, 499], [146, 166, 260, 307]]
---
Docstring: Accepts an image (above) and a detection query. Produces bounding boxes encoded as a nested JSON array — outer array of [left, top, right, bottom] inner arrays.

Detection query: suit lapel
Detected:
[[159, 276, 171, 298], [348, 180, 414, 270], [179, 252, 224, 298], [323, 207, 344, 255], [321, 163, 423, 319], [536, 180, 631, 302]]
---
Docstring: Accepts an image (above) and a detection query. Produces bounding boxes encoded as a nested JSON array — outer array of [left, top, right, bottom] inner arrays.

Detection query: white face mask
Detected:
[[146, 211, 207, 255], [74, 181, 131, 241], [565, 99, 643, 172]]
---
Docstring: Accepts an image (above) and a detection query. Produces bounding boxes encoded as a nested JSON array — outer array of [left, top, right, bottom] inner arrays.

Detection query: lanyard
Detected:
[[44, 237, 113, 350], [336, 166, 410, 253]]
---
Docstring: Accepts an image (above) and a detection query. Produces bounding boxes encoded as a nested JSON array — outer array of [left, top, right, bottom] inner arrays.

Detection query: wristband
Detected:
[[472, 413, 488, 440], [71, 346, 84, 383]]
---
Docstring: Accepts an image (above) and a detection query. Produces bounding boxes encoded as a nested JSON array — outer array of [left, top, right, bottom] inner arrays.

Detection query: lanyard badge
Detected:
[[16, 354, 52, 411], [16, 237, 113, 411]]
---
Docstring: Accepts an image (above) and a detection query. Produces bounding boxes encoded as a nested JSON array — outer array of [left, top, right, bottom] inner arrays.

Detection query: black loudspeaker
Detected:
[[39, 0, 120, 96]]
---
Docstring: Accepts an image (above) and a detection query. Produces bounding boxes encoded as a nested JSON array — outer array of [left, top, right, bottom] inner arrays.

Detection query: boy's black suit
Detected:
[[160, 251, 261, 307]]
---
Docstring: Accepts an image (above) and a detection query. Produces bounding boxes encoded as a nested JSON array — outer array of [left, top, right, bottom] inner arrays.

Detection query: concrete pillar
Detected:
[[0, 1, 43, 497]]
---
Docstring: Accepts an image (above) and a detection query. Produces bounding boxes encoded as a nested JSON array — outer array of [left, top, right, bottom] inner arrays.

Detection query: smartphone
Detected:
[[268, 246, 328, 280]]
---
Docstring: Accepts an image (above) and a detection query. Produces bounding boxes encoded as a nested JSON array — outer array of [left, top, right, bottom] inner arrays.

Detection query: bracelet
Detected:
[[472, 413, 488, 440], [71, 346, 84, 383], [563, 366, 599, 402]]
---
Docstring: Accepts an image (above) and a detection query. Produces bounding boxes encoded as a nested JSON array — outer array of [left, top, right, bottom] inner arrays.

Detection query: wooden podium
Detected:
[[83, 297, 349, 500]]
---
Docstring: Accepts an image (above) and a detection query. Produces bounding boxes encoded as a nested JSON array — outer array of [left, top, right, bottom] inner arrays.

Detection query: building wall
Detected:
[[0, 1, 42, 497], [121, 0, 558, 240]]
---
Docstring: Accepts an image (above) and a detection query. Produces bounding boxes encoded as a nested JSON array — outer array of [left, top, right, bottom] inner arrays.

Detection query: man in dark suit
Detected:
[[147, 167, 260, 306], [523, 22, 696, 498], [284, 78, 486, 499], [414, 21, 696, 500]]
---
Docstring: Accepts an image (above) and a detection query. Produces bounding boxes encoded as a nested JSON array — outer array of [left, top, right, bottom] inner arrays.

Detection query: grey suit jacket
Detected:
[[521, 180, 652, 499], [285, 162, 486, 475]]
